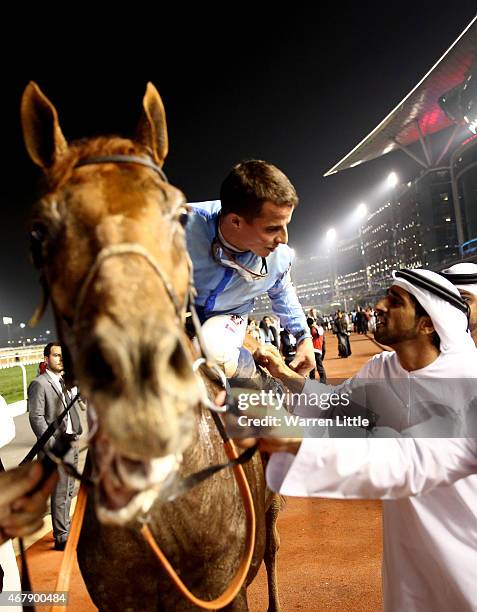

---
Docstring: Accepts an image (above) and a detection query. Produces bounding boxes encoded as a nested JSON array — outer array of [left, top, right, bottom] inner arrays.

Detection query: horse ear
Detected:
[[136, 82, 169, 166], [21, 81, 68, 169]]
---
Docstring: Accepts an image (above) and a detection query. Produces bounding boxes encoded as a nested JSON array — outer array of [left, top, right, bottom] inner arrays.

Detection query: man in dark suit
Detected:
[[27, 342, 82, 551]]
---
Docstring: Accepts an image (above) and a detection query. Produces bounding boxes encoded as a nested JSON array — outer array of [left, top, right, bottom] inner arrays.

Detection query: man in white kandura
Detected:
[[242, 268, 477, 612]]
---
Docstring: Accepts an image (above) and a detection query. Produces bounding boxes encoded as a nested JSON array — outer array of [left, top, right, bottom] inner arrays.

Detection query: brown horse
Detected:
[[21, 82, 281, 611]]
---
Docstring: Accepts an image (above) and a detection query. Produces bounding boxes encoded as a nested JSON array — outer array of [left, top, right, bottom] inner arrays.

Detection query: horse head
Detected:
[[21, 82, 204, 524]]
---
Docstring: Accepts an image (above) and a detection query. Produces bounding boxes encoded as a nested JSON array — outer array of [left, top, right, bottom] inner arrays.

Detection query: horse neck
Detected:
[[182, 370, 224, 468]]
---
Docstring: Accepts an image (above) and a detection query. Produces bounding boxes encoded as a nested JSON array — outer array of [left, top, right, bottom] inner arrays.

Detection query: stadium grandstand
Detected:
[[255, 15, 477, 317]]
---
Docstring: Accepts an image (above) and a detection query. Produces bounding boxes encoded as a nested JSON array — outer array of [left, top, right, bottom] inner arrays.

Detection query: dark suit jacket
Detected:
[[28, 372, 82, 446]]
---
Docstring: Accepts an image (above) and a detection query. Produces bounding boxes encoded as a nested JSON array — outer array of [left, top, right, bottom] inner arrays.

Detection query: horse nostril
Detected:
[[139, 344, 155, 383], [168, 338, 193, 381], [80, 332, 193, 397]]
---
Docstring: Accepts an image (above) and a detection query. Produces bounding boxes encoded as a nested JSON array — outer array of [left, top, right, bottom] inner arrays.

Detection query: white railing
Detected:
[[0, 346, 44, 369]]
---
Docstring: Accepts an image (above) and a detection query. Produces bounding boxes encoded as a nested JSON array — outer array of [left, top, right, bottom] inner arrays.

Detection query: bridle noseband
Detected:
[[75, 242, 188, 326], [73, 155, 190, 327]]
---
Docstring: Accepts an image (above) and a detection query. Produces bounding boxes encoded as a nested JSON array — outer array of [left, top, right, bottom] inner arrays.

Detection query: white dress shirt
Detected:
[[45, 369, 74, 434]]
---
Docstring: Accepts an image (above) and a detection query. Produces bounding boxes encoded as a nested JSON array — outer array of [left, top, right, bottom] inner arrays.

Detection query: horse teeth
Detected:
[[115, 455, 148, 490]]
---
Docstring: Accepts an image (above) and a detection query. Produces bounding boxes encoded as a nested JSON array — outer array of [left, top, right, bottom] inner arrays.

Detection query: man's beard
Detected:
[[374, 326, 417, 346], [373, 327, 392, 345]]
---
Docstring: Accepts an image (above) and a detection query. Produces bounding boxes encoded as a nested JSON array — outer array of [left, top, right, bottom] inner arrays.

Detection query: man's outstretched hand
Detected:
[[213, 385, 303, 455]]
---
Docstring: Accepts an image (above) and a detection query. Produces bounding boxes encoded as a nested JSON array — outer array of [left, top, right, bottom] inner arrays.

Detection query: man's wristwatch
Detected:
[[294, 329, 312, 345]]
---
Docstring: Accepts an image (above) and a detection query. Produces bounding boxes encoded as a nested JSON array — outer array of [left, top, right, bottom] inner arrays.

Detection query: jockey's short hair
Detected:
[[220, 160, 298, 222]]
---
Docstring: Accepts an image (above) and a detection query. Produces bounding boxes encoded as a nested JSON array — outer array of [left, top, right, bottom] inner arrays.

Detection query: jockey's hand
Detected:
[[289, 338, 315, 376], [0, 462, 58, 543], [236, 436, 302, 455], [254, 346, 306, 393], [254, 345, 289, 379], [243, 332, 261, 354]]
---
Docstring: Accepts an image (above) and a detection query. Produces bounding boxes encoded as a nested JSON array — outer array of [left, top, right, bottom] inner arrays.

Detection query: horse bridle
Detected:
[[75, 154, 169, 182], [23, 154, 257, 612], [72, 155, 228, 399], [75, 241, 188, 327], [28, 156, 180, 328], [31, 153, 225, 392], [74, 155, 188, 324]]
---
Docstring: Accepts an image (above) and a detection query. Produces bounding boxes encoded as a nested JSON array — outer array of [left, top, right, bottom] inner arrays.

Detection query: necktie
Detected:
[[59, 378, 70, 402], [60, 378, 80, 434]]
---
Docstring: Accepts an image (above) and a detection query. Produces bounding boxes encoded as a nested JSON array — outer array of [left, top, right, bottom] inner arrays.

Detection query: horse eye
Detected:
[[178, 210, 189, 227]]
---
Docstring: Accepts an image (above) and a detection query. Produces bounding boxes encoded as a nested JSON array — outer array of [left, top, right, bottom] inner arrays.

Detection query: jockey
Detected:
[[186, 159, 314, 379]]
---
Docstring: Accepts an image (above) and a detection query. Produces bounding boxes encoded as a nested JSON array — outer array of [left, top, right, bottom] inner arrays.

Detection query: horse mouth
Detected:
[[91, 433, 181, 524]]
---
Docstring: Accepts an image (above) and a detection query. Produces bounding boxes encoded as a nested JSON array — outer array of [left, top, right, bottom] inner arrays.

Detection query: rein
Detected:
[[25, 154, 258, 611]]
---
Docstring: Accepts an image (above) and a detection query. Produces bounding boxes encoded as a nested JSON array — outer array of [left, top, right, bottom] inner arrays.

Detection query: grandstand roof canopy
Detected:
[[324, 16, 477, 176]]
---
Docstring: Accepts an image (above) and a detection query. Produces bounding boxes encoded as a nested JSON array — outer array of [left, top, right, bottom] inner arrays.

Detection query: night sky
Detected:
[[1, 4, 476, 342]]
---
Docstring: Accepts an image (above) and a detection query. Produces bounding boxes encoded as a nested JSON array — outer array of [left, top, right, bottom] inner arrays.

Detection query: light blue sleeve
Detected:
[[186, 212, 211, 268], [186, 210, 216, 305], [267, 269, 310, 339]]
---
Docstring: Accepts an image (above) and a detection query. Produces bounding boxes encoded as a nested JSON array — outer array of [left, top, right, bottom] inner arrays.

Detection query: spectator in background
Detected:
[[259, 317, 279, 348], [367, 308, 376, 333], [307, 317, 327, 383], [308, 308, 320, 322], [27, 342, 82, 551], [307, 308, 327, 363], [246, 319, 261, 343], [440, 262, 477, 346], [280, 328, 297, 366], [333, 311, 352, 358], [37, 344, 50, 375], [355, 306, 368, 334], [267, 316, 280, 348], [351, 309, 357, 333]]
